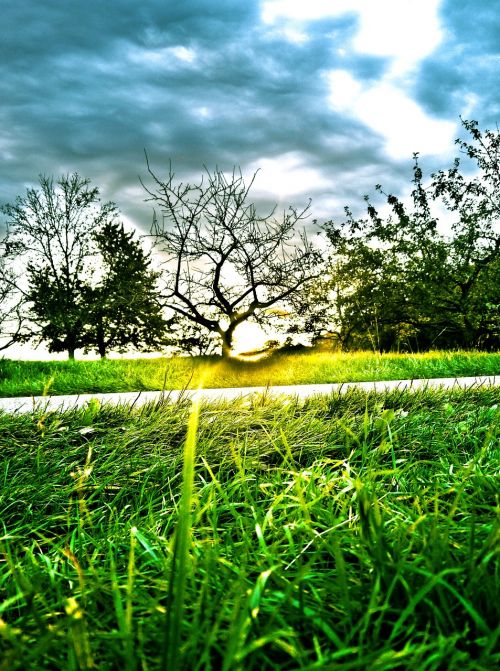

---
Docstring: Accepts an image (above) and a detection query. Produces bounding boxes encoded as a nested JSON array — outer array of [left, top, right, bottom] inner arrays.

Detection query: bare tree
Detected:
[[142, 162, 323, 358]]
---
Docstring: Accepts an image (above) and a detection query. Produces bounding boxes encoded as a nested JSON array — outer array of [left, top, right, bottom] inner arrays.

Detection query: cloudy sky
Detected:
[[1, 0, 499, 237]]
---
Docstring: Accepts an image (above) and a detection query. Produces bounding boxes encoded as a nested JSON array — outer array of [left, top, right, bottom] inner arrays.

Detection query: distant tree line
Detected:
[[0, 119, 498, 359]]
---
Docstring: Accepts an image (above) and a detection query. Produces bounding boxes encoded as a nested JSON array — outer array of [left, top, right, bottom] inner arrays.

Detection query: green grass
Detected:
[[0, 385, 499, 669], [0, 349, 499, 397]]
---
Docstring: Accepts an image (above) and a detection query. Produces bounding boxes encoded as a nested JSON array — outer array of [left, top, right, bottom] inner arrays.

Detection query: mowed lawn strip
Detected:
[[0, 349, 499, 397], [0, 386, 498, 670]]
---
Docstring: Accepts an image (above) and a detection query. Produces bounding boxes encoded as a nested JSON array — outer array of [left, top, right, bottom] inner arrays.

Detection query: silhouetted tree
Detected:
[[430, 119, 500, 348], [1, 173, 116, 358], [324, 119, 500, 351], [142, 162, 322, 358], [0, 252, 27, 350], [82, 221, 169, 358]]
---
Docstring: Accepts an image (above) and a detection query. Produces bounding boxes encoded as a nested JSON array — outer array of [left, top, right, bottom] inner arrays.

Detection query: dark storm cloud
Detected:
[[415, 0, 500, 122], [1, 0, 499, 233]]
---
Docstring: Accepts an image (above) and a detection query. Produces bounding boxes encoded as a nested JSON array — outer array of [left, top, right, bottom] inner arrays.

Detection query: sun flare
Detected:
[[231, 322, 271, 355]]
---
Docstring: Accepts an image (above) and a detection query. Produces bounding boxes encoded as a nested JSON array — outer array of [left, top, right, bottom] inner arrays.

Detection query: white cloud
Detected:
[[265, 25, 310, 44], [196, 106, 212, 119], [261, 1, 453, 160], [128, 45, 197, 68], [246, 152, 330, 202], [0, 135, 14, 161], [168, 46, 197, 64], [261, 0, 443, 74], [327, 69, 456, 159], [261, 0, 355, 24], [461, 92, 479, 119], [352, 0, 443, 75]]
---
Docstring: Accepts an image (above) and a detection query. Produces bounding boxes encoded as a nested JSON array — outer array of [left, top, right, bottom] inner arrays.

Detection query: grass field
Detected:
[[0, 385, 499, 669], [0, 349, 499, 397]]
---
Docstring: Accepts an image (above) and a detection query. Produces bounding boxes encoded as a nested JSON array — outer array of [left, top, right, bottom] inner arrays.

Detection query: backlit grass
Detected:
[[0, 386, 499, 669], [0, 349, 498, 397]]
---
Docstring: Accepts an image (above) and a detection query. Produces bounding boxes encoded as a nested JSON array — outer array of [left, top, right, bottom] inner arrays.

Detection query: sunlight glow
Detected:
[[231, 322, 271, 355]]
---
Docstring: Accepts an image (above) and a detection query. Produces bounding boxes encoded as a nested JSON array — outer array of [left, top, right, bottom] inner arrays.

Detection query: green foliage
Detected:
[[82, 220, 170, 357], [1, 173, 117, 358], [323, 120, 500, 352], [1, 175, 170, 359], [25, 263, 89, 358], [0, 387, 498, 669]]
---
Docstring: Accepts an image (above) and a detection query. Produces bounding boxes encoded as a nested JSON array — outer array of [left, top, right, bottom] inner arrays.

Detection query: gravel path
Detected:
[[0, 375, 498, 413]]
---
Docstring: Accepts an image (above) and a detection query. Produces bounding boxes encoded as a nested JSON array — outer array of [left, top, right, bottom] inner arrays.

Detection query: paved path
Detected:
[[0, 376, 498, 413]]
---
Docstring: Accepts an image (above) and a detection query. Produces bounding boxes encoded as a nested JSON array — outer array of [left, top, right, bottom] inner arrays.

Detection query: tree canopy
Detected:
[[1, 173, 115, 358], [82, 221, 169, 358], [323, 120, 500, 351], [1, 174, 168, 358]]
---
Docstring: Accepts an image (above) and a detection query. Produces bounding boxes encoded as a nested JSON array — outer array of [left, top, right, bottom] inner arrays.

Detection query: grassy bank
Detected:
[[0, 386, 499, 669], [0, 349, 499, 397]]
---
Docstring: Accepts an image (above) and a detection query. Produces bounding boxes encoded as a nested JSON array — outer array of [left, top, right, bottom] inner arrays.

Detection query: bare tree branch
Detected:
[[143, 162, 323, 357]]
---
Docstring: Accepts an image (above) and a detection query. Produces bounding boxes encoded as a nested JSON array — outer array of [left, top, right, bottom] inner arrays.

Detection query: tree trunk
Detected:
[[67, 330, 79, 360], [220, 327, 236, 359], [97, 324, 107, 358], [221, 340, 232, 359]]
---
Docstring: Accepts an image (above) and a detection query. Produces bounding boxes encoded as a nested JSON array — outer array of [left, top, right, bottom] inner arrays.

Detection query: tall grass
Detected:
[[0, 386, 499, 669], [0, 349, 499, 397], [163, 398, 200, 671]]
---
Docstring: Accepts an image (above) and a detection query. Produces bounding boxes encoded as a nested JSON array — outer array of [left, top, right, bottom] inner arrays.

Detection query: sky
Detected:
[[1, 0, 499, 357], [2, 0, 500, 227]]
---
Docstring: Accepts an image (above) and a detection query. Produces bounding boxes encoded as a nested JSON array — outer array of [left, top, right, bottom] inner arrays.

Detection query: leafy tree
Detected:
[[1, 174, 169, 359], [323, 119, 500, 351], [430, 119, 500, 348], [142, 162, 322, 358], [1, 173, 116, 358], [82, 221, 169, 358], [319, 236, 412, 351], [23, 265, 89, 358]]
